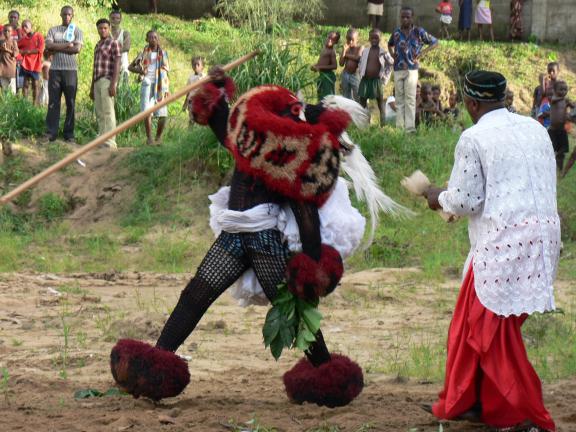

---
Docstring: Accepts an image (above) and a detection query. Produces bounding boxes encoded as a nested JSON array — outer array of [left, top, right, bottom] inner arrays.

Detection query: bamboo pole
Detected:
[[0, 50, 259, 205]]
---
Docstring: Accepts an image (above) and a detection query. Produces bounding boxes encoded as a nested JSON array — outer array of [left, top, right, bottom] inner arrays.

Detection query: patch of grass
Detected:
[[524, 308, 576, 381], [37, 193, 70, 222]]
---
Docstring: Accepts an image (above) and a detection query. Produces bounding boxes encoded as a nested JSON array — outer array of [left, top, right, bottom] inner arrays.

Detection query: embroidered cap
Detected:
[[463, 70, 507, 102]]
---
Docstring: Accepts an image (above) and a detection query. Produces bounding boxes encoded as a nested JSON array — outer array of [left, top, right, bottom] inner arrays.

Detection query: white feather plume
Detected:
[[322, 95, 370, 128], [341, 144, 415, 247]]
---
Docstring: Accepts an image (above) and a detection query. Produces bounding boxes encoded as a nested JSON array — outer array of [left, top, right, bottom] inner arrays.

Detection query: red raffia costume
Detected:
[[108, 74, 392, 407]]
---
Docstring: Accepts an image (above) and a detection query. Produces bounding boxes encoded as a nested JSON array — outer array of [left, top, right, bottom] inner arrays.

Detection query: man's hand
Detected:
[[208, 65, 225, 82], [310, 65, 318, 72], [108, 84, 116, 97], [423, 186, 445, 211]]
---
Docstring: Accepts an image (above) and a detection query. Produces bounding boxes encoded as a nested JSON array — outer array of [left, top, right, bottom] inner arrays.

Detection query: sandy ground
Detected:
[[0, 269, 575, 432]]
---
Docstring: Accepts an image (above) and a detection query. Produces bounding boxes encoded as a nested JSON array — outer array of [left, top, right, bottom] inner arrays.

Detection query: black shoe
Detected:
[[40, 133, 56, 143], [64, 137, 76, 144]]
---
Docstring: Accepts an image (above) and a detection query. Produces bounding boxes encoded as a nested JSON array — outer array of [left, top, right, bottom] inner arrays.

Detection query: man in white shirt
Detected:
[[423, 71, 558, 432]]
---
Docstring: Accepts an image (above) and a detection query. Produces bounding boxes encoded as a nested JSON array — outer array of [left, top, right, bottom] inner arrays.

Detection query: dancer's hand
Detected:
[[208, 65, 225, 82]]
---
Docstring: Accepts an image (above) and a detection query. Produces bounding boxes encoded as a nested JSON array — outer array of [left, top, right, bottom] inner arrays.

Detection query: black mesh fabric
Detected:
[[155, 230, 331, 366]]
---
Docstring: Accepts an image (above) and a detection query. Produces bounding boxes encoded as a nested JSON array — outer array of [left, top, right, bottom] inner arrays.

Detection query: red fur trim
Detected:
[[226, 86, 341, 206], [191, 77, 235, 125], [283, 354, 364, 408], [286, 245, 343, 301], [110, 339, 190, 401], [317, 109, 351, 137]]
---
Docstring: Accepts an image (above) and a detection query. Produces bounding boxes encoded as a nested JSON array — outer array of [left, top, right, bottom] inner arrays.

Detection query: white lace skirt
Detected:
[[208, 178, 366, 306]]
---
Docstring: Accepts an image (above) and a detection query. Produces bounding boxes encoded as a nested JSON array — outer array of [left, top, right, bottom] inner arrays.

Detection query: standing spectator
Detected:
[[129, 30, 170, 145], [90, 18, 120, 151], [39, 51, 51, 106], [109, 10, 130, 82], [509, 0, 523, 40], [475, 0, 494, 42], [311, 31, 339, 101], [458, 0, 473, 41], [0, 11, 23, 92], [339, 28, 363, 102], [0, 24, 19, 94], [18, 20, 44, 105], [367, 0, 384, 30], [388, 6, 438, 132], [44, 6, 84, 143], [358, 28, 393, 126], [149, 0, 159, 13], [435, 0, 453, 39], [183, 56, 205, 126]]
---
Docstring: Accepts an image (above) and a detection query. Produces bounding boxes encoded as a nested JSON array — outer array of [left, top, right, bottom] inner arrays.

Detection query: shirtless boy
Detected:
[[547, 81, 576, 176], [339, 28, 363, 101], [358, 28, 394, 125], [312, 31, 339, 100]]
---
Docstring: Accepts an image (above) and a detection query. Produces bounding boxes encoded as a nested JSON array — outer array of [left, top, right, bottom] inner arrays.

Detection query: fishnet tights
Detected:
[[156, 230, 331, 366]]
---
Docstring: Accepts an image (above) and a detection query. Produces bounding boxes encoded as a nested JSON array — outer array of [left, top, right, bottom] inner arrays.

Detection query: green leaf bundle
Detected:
[[263, 282, 322, 360]]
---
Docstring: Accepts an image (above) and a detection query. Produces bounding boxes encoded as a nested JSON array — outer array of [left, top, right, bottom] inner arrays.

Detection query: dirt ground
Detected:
[[0, 269, 575, 432]]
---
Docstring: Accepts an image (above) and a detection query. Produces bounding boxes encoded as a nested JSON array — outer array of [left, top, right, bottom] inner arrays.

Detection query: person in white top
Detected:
[[109, 10, 130, 82], [422, 71, 558, 431]]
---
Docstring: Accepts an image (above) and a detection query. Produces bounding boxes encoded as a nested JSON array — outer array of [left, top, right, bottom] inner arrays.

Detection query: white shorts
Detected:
[[367, 2, 384, 16], [440, 14, 453, 25]]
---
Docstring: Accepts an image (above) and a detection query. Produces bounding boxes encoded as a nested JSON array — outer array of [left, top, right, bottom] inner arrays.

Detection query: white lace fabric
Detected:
[[438, 109, 560, 317], [209, 178, 366, 306]]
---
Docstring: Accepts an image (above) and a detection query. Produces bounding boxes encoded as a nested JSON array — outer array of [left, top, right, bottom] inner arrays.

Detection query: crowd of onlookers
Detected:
[[367, 0, 526, 43], [0, 5, 200, 148], [0, 3, 574, 169]]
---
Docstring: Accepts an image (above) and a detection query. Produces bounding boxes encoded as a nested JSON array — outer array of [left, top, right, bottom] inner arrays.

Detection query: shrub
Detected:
[[0, 93, 45, 141], [215, 0, 324, 32], [38, 193, 69, 222]]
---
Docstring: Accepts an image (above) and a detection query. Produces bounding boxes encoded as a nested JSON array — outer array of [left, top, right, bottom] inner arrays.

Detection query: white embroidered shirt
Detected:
[[438, 108, 560, 317]]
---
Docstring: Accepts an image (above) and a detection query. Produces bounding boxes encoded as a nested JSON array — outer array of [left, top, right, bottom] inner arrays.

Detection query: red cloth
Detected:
[[437, 1, 453, 14], [432, 264, 555, 431], [18, 32, 44, 72]]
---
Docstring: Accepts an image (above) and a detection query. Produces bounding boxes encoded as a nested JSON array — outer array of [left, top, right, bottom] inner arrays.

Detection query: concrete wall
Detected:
[[117, 0, 575, 43]]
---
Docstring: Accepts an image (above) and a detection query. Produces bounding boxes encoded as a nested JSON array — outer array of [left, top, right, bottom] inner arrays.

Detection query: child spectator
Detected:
[[417, 84, 445, 126], [435, 0, 453, 39], [18, 19, 44, 105], [475, 0, 494, 42], [384, 91, 397, 125], [547, 80, 575, 174], [312, 31, 339, 100], [183, 56, 205, 126], [39, 50, 51, 106], [505, 88, 516, 113], [443, 91, 460, 118], [358, 28, 393, 126], [532, 73, 545, 118], [543, 62, 559, 96], [339, 28, 363, 102], [431, 84, 443, 111], [0, 24, 19, 94], [538, 86, 552, 129]]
